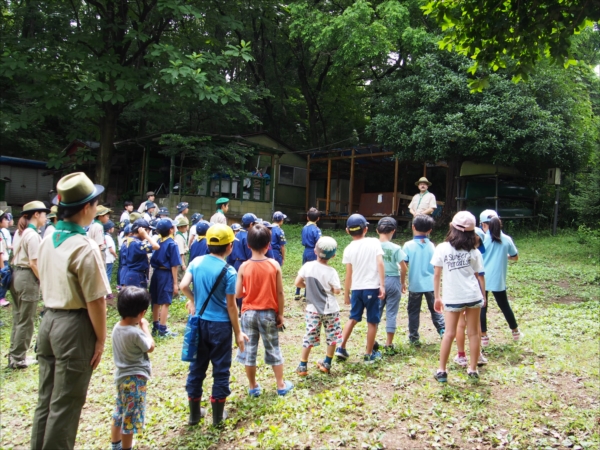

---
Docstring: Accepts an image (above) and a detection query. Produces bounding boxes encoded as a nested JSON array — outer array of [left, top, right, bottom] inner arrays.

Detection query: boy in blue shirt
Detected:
[[271, 211, 287, 266], [180, 224, 248, 427], [295, 208, 321, 300], [402, 214, 445, 345], [189, 220, 211, 262], [149, 219, 181, 338], [227, 213, 255, 271], [117, 224, 132, 292], [123, 219, 159, 289]]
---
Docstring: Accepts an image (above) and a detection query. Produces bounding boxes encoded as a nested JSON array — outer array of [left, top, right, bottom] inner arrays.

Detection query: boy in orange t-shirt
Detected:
[[235, 224, 294, 397]]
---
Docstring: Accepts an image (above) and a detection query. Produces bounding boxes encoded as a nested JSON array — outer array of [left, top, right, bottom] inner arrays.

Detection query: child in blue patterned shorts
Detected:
[[111, 287, 155, 450], [294, 236, 342, 375]]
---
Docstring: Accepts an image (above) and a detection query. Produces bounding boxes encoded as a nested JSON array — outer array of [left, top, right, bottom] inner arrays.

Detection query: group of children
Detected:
[[108, 202, 520, 449]]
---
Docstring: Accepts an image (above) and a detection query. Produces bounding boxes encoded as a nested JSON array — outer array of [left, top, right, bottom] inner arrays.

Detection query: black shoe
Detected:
[[434, 371, 448, 383], [373, 341, 380, 352], [188, 399, 207, 426], [467, 370, 479, 380], [211, 399, 228, 426]]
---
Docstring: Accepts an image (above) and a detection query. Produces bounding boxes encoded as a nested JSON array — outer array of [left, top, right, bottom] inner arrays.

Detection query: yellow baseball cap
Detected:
[[207, 224, 235, 245]]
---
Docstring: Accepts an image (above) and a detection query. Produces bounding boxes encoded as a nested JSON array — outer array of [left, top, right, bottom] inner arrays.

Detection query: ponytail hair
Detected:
[[488, 217, 502, 243], [17, 213, 33, 236]]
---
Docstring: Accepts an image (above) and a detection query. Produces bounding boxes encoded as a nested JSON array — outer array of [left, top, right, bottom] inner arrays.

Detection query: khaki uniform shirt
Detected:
[[44, 224, 56, 239], [38, 234, 111, 309], [209, 211, 227, 225], [12, 228, 41, 268], [88, 222, 105, 250], [175, 232, 189, 256], [408, 192, 437, 215]]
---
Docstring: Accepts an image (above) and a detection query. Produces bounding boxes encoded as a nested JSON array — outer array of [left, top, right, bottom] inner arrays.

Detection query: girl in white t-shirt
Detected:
[[431, 211, 485, 382]]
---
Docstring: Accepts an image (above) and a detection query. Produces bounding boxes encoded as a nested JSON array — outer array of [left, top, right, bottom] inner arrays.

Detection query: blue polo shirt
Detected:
[[227, 229, 252, 266], [126, 237, 153, 272], [150, 237, 181, 269], [271, 225, 287, 252], [188, 255, 237, 322], [402, 236, 435, 293], [189, 237, 209, 262], [301, 222, 321, 249], [482, 232, 518, 292]]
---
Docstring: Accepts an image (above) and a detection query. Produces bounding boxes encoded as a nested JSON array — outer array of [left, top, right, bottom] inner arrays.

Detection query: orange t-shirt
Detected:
[[241, 259, 279, 313]]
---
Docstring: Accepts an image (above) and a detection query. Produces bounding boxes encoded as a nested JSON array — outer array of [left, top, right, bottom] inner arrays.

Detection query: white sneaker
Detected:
[[454, 354, 468, 367], [477, 353, 488, 366], [512, 330, 522, 341], [481, 335, 490, 347]]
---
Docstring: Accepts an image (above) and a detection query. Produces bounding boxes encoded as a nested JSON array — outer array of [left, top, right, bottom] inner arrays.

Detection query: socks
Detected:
[[324, 355, 333, 365], [458, 352, 466, 358], [111, 441, 122, 450], [152, 320, 159, 330], [299, 361, 307, 368]]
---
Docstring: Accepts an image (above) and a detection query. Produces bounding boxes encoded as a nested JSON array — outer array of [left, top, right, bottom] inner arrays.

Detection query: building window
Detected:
[[279, 165, 307, 187]]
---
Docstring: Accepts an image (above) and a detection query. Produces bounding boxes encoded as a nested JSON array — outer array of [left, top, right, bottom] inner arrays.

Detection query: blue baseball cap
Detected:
[[156, 218, 174, 235], [261, 221, 273, 228], [272, 211, 287, 222], [195, 220, 211, 236], [103, 220, 115, 232], [190, 212, 204, 225], [132, 218, 150, 233], [347, 214, 368, 232], [230, 223, 242, 231], [124, 224, 132, 234], [149, 218, 159, 230], [242, 213, 257, 226], [177, 202, 189, 213]]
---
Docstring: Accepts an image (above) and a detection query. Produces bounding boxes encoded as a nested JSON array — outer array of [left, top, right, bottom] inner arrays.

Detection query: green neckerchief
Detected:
[[416, 190, 429, 210], [217, 209, 224, 214], [53, 220, 87, 248], [27, 224, 37, 231]]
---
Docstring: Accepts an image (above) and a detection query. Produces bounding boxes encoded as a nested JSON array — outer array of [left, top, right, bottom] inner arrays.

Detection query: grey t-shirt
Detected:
[[112, 323, 153, 383]]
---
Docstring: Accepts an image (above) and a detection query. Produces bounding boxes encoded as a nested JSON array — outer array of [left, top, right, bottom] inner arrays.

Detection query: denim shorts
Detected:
[[112, 375, 147, 435], [236, 309, 284, 366], [444, 299, 484, 312], [349, 289, 381, 324]]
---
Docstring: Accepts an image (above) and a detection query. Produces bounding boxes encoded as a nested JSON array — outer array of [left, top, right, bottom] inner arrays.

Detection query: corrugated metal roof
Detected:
[[0, 156, 47, 169]]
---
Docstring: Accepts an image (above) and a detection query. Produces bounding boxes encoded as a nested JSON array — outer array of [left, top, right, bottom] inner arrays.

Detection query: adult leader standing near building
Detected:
[[210, 197, 229, 225], [31, 172, 112, 450], [408, 177, 437, 217]]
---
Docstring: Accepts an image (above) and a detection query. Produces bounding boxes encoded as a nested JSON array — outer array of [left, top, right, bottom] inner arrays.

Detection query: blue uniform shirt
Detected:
[[126, 237, 153, 272], [227, 229, 252, 268], [482, 232, 518, 292], [119, 240, 129, 270], [150, 237, 181, 269], [189, 255, 237, 322], [271, 225, 287, 252], [189, 237, 209, 262], [301, 222, 321, 249], [402, 236, 436, 293]]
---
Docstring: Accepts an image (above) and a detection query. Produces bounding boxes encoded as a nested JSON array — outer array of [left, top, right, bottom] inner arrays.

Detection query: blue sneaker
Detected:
[[363, 351, 382, 364], [335, 347, 349, 361], [277, 380, 294, 396], [434, 370, 448, 383], [248, 384, 262, 397], [439, 328, 445, 338]]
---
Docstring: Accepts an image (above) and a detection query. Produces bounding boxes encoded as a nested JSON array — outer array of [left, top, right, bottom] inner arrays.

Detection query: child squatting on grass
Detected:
[[111, 286, 155, 450], [432, 211, 486, 382], [235, 224, 294, 396], [294, 236, 343, 375]]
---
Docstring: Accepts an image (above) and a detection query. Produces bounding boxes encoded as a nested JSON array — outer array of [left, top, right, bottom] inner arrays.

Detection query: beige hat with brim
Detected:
[[95, 205, 112, 217], [176, 217, 190, 227], [129, 212, 143, 222], [415, 177, 432, 187], [22, 201, 51, 215], [56, 172, 104, 207], [47, 205, 58, 219]]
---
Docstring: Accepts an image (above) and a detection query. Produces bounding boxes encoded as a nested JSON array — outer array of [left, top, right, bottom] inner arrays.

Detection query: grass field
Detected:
[[1, 226, 599, 449]]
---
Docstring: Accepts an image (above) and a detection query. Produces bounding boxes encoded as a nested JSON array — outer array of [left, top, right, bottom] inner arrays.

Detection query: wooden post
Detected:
[[305, 155, 310, 211], [423, 162, 427, 177], [393, 158, 399, 215], [349, 149, 355, 214], [326, 158, 332, 215]]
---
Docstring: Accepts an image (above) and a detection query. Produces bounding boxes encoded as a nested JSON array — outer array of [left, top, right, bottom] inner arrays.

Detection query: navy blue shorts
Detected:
[[123, 270, 147, 289], [349, 289, 381, 324], [273, 250, 283, 266], [302, 248, 317, 264], [149, 269, 174, 305]]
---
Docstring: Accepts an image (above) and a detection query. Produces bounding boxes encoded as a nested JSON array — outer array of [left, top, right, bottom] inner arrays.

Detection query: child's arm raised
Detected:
[[180, 271, 195, 315], [139, 318, 155, 353], [433, 266, 443, 313], [344, 264, 352, 305], [226, 293, 249, 352], [139, 228, 160, 250], [377, 254, 386, 299]]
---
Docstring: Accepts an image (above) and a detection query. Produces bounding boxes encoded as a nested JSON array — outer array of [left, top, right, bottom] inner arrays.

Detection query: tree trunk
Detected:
[[444, 157, 461, 218], [95, 105, 119, 201]]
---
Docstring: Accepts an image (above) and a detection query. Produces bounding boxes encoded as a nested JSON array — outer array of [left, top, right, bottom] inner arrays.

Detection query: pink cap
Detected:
[[451, 211, 476, 232]]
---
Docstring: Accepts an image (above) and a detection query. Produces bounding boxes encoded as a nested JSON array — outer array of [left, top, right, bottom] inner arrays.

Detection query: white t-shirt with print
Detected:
[[342, 237, 384, 290], [430, 242, 484, 305], [297, 261, 341, 315]]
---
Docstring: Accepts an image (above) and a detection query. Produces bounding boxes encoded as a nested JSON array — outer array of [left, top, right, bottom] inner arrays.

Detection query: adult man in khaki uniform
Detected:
[[31, 172, 111, 450], [408, 177, 437, 216], [137, 191, 155, 213]]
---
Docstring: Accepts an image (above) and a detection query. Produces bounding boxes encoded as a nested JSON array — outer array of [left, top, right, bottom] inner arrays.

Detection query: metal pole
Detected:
[[552, 185, 559, 236]]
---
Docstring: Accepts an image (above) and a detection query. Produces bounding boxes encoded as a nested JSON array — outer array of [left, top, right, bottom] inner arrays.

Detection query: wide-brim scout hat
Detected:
[[190, 212, 203, 224], [129, 212, 143, 222], [177, 202, 189, 213], [157, 207, 170, 217], [216, 197, 229, 206], [415, 177, 432, 187], [176, 217, 189, 227], [56, 172, 104, 207], [145, 201, 156, 211], [22, 201, 51, 215], [47, 205, 58, 219], [207, 224, 235, 245], [95, 205, 112, 217]]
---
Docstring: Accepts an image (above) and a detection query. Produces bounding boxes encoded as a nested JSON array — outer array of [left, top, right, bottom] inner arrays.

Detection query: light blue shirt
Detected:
[[482, 232, 518, 292], [402, 236, 435, 293], [188, 255, 237, 322]]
